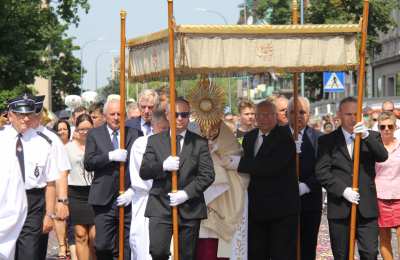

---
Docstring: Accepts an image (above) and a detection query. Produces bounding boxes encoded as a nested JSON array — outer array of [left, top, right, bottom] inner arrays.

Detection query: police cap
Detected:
[[7, 93, 36, 114], [34, 95, 45, 114]]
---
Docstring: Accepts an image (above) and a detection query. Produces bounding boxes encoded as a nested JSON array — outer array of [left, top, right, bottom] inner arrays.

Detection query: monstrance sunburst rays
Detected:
[[188, 77, 226, 134]]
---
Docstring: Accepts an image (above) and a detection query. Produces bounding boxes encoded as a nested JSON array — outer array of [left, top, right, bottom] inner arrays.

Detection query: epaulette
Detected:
[[37, 131, 52, 145]]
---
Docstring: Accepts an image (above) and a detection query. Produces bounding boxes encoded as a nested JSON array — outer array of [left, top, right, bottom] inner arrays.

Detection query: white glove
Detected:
[[221, 155, 241, 170], [168, 190, 189, 206], [163, 156, 180, 171], [353, 121, 369, 139], [295, 139, 302, 154], [116, 188, 134, 207], [299, 182, 311, 196], [108, 149, 128, 162], [342, 187, 360, 204]]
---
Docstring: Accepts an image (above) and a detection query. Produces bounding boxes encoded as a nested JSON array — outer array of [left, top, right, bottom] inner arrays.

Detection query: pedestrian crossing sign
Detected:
[[323, 72, 345, 93]]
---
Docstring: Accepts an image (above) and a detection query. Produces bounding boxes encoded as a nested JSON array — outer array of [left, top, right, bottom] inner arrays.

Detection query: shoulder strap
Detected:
[[37, 131, 53, 145]]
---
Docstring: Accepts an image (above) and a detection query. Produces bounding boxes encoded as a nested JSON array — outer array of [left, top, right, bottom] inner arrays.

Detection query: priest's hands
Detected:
[[109, 149, 128, 162], [163, 156, 180, 171], [168, 190, 189, 206], [343, 187, 360, 204], [117, 188, 134, 207]]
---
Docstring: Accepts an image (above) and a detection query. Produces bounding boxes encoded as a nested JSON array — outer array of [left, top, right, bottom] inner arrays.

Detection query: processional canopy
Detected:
[[128, 23, 361, 82]]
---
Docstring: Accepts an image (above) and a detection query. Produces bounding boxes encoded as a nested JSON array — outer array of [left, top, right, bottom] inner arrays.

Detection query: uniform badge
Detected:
[[34, 164, 40, 178]]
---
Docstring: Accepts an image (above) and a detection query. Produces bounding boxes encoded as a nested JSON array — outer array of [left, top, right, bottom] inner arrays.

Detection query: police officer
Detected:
[[31, 96, 72, 259], [3, 94, 59, 259]]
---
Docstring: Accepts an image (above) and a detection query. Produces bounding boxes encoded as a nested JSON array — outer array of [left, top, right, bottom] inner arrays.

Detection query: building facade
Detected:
[[371, 6, 400, 97]]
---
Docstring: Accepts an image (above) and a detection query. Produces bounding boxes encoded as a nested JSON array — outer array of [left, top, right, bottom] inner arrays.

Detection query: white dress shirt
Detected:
[[289, 126, 305, 141], [140, 118, 152, 136], [341, 128, 355, 159], [107, 125, 119, 148], [170, 130, 186, 154]]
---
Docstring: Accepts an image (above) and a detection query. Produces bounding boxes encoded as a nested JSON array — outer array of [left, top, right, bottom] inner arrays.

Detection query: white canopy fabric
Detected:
[[128, 24, 361, 82]]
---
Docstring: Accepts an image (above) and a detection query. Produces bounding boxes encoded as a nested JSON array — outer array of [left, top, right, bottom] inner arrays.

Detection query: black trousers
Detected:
[[328, 215, 378, 260], [15, 189, 45, 260], [38, 233, 49, 259], [93, 201, 131, 260], [148, 216, 200, 260], [248, 214, 298, 260], [300, 210, 322, 260]]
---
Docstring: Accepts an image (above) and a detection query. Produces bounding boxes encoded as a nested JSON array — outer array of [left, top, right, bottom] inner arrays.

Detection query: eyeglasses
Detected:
[[379, 124, 395, 131], [372, 118, 378, 122], [175, 112, 190, 118]]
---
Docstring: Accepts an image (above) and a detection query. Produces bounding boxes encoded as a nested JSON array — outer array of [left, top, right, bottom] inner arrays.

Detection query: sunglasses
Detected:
[[379, 124, 395, 130], [175, 112, 190, 118]]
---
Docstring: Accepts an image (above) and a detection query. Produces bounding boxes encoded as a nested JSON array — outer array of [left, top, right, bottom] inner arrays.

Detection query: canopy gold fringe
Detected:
[[128, 64, 358, 83]]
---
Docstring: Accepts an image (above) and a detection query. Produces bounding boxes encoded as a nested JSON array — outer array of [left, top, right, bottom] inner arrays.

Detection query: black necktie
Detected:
[[176, 135, 183, 154], [260, 135, 269, 149], [16, 133, 25, 182], [112, 130, 119, 149], [144, 122, 151, 135]]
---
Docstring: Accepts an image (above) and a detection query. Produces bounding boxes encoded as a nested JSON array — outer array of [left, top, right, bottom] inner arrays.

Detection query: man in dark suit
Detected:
[[84, 96, 141, 260], [140, 98, 215, 260], [316, 96, 388, 260], [287, 96, 323, 260], [126, 89, 158, 136], [238, 100, 299, 260]]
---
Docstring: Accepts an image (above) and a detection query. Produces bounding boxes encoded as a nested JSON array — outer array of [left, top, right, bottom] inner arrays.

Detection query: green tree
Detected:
[[0, 0, 89, 110], [255, 0, 398, 101], [98, 78, 120, 101]]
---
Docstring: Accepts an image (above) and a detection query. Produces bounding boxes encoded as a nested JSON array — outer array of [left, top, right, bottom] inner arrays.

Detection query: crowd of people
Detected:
[[0, 88, 399, 260]]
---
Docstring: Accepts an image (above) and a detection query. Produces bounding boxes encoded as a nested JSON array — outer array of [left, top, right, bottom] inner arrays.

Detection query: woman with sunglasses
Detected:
[[66, 114, 96, 260], [375, 111, 400, 259]]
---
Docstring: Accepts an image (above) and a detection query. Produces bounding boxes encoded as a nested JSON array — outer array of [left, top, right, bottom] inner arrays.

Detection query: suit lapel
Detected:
[[179, 131, 193, 166], [336, 128, 352, 161], [246, 129, 258, 158], [102, 124, 114, 151], [160, 131, 171, 157], [256, 126, 279, 158]]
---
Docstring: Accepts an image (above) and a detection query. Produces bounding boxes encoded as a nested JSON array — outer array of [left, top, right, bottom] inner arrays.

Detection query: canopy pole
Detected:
[[167, 1, 179, 260], [118, 10, 127, 260], [348, 1, 369, 259], [291, 1, 301, 260]]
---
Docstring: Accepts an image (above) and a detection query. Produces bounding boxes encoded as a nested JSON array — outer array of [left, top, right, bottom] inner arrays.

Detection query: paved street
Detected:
[[47, 211, 399, 259]]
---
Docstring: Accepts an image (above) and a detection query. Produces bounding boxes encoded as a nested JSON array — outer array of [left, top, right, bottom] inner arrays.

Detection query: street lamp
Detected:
[[196, 8, 232, 111], [80, 37, 104, 93], [95, 50, 117, 90], [195, 8, 228, 25]]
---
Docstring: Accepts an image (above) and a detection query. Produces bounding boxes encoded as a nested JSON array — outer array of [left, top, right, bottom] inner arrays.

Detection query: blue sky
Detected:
[[68, 0, 244, 91]]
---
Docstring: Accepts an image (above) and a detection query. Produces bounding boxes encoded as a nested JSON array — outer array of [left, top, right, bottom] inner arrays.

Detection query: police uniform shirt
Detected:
[[8, 127, 58, 190], [36, 125, 71, 173], [0, 124, 14, 139]]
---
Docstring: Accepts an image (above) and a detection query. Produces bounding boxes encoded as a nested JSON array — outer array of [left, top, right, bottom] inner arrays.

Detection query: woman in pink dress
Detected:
[[375, 111, 400, 259]]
